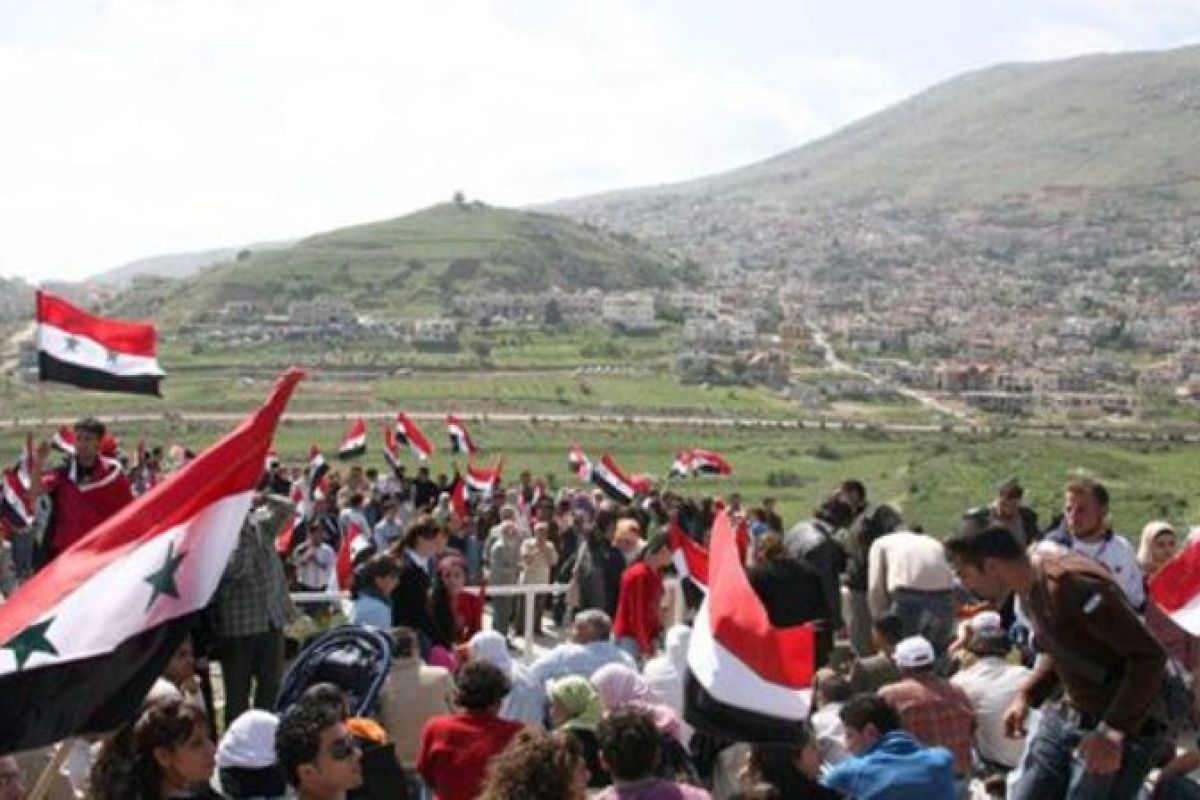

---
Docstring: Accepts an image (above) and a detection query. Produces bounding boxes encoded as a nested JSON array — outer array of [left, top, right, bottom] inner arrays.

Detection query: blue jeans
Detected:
[[1009, 701, 1165, 800], [890, 588, 954, 654]]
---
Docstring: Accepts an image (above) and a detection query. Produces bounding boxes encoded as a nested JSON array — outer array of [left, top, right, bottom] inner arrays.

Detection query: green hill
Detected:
[[108, 202, 685, 324]]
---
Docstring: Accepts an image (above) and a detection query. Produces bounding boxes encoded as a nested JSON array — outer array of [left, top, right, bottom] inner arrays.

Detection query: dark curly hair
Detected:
[[90, 695, 208, 800], [276, 701, 343, 788], [453, 660, 512, 712], [478, 729, 584, 800]]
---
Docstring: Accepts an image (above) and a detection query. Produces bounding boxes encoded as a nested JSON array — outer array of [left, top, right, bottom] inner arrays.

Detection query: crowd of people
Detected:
[[2, 416, 1200, 800]]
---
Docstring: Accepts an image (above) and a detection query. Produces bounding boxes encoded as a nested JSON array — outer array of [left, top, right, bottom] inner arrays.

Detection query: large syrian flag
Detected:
[[0, 368, 303, 754], [446, 415, 477, 455], [669, 519, 709, 590], [0, 435, 36, 534], [337, 417, 367, 460], [36, 290, 166, 396], [591, 454, 637, 504], [1150, 538, 1200, 635], [690, 449, 732, 476], [685, 511, 815, 744], [395, 413, 434, 461]]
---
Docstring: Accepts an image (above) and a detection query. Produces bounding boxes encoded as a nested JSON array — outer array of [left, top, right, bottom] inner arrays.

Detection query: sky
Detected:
[[2, 0, 1199, 282]]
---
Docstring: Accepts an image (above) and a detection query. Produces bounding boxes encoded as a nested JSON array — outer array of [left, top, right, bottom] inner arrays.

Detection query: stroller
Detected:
[[275, 624, 394, 716]]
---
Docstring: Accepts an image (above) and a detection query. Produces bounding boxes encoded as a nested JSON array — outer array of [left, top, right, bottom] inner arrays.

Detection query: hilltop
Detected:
[[106, 201, 686, 325], [89, 239, 296, 289]]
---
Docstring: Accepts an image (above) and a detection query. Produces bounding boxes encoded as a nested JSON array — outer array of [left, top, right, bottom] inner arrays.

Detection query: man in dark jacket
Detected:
[[783, 497, 854, 640]]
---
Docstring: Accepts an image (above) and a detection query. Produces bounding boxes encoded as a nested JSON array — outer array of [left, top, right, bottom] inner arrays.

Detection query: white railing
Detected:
[[290, 578, 686, 663]]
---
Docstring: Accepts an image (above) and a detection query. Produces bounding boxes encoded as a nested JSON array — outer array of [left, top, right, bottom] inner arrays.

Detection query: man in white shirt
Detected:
[[292, 524, 336, 592], [950, 625, 1031, 769], [528, 609, 634, 689], [868, 530, 955, 653]]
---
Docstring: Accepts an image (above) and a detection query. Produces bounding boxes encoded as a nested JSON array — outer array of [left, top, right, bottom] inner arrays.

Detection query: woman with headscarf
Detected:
[[641, 624, 693, 746], [547, 676, 610, 789], [1138, 520, 1178, 578], [469, 631, 546, 728]]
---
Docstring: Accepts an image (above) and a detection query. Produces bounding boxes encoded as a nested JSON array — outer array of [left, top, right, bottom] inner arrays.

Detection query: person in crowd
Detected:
[[783, 497, 855, 647], [217, 710, 287, 799], [1042, 476, 1146, 609], [1138, 519, 1178, 578], [90, 695, 221, 800], [148, 633, 203, 709], [349, 554, 399, 629], [412, 466, 440, 511], [642, 624, 693, 747], [275, 701, 363, 800], [487, 519, 523, 638], [944, 524, 1167, 799], [821, 694, 956, 799], [213, 492, 296, 729], [987, 478, 1041, 546], [949, 623, 1031, 772], [416, 660, 525, 800], [593, 709, 711, 800], [761, 496, 783, 534], [375, 627, 454, 770], [469, 630, 547, 727], [612, 533, 672, 662], [867, 528, 955, 654], [30, 416, 134, 565], [592, 664, 696, 782], [293, 521, 337, 592], [519, 521, 558, 637], [748, 532, 836, 668], [811, 669, 852, 767], [389, 515, 446, 653], [568, 509, 627, 619], [343, 717, 413, 800], [548, 675, 611, 788], [0, 756, 26, 800], [878, 636, 975, 779], [528, 609, 636, 689], [613, 517, 646, 565], [371, 498, 407, 553], [740, 731, 841, 800], [845, 613, 903, 695], [429, 552, 484, 653], [477, 729, 589, 800], [836, 479, 903, 658]]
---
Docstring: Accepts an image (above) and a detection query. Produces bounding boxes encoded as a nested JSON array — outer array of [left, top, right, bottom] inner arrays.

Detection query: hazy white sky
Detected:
[[2, 0, 1198, 281]]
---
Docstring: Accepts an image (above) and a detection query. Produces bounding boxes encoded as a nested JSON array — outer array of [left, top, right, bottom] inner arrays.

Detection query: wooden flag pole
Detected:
[[25, 738, 74, 800]]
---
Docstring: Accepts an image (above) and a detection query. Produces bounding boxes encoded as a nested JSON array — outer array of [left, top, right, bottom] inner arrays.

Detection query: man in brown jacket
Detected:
[[945, 525, 1166, 800], [375, 627, 454, 769]]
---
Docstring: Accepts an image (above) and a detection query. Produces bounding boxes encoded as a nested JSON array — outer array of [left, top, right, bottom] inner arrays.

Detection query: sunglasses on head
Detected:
[[328, 736, 360, 761]]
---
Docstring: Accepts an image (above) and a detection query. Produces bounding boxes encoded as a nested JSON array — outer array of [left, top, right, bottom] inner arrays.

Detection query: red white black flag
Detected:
[[690, 449, 733, 476], [591, 454, 644, 504], [395, 413, 434, 461], [685, 511, 815, 743], [446, 415, 477, 455], [669, 518, 709, 589], [1150, 538, 1200, 636], [382, 426, 401, 473], [36, 290, 166, 396], [0, 368, 303, 754], [337, 417, 367, 460], [0, 435, 36, 534], [568, 444, 592, 481]]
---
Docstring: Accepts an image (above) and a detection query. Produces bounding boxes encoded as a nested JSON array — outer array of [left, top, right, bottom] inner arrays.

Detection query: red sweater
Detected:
[[612, 561, 665, 655], [417, 712, 523, 800], [42, 458, 133, 560]]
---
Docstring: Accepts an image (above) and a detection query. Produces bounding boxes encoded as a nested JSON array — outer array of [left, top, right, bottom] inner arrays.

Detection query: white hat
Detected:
[[894, 635, 936, 669], [218, 710, 280, 769], [967, 610, 1003, 632]]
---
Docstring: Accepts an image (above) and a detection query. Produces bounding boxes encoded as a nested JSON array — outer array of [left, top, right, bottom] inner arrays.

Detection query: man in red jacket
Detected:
[[612, 533, 673, 662]]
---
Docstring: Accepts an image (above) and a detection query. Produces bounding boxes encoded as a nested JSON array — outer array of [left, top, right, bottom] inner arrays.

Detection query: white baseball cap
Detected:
[[894, 635, 936, 669]]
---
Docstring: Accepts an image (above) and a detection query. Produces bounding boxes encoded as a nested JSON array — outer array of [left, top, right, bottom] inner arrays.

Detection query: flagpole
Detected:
[[26, 738, 74, 800]]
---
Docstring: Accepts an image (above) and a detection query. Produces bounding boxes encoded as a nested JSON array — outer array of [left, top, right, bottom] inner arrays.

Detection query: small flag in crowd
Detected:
[[0, 368, 303, 754], [1150, 537, 1200, 636], [36, 289, 166, 396], [568, 444, 592, 481], [275, 483, 307, 556], [670, 449, 693, 478], [307, 446, 329, 498], [395, 413, 434, 461], [685, 511, 815, 743], [382, 426, 401, 473], [337, 417, 367, 460], [52, 426, 76, 457], [1, 435, 37, 534], [669, 518, 709, 589], [446, 415, 477, 455], [591, 454, 640, 504], [330, 520, 369, 592], [690, 449, 733, 476]]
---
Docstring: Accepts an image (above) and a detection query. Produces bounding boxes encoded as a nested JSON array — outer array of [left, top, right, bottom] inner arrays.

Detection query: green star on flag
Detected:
[[3, 618, 58, 671], [144, 541, 187, 611]]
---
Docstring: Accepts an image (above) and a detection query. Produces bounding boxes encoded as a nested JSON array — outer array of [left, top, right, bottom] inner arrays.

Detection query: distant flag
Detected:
[[685, 511, 816, 743], [446, 415, 477, 455], [337, 418, 367, 460], [1, 434, 37, 534], [1150, 537, 1200, 636], [329, 520, 369, 593], [307, 446, 329, 498], [669, 518, 709, 590], [465, 459, 503, 499], [0, 368, 303, 754], [690, 449, 733, 476], [275, 482, 307, 556], [382, 426, 401, 474], [35, 289, 166, 396], [568, 444, 592, 481], [450, 478, 469, 522], [670, 449, 693, 479], [52, 427, 76, 457], [395, 413, 434, 461], [591, 454, 638, 504]]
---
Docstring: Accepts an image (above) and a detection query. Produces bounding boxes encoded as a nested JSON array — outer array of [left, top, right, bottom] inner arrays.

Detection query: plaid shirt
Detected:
[[879, 674, 976, 776], [213, 496, 296, 638]]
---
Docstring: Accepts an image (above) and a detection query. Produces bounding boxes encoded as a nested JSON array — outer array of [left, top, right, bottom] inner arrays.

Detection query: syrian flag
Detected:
[[670, 449, 692, 479], [1150, 538, 1200, 635], [591, 454, 638, 504], [382, 426, 401, 474], [395, 413, 434, 461], [337, 418, 367, 460], [446, 415, 477, 455], [52, 426, 76, 457], [307, 446, 329, 498], [465, 459, 503, 500], [275, 483, 308, 556], [0, 368, 303, 754], [690, 449, 732, 476], [568, 444, 592, 481], [36, 290, 166, 396], [685, 511, 815, 744], [450, 479, 469, 522], [1, 435, 37, 533], [669, 519, 709, 590], [329, 520, 369, 593]]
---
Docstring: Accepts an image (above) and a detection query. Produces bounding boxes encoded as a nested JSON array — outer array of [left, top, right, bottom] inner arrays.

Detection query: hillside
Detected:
[[89, 239, 295, 289], [554, 44, 1200, 220], [106, 202, 685, 324]]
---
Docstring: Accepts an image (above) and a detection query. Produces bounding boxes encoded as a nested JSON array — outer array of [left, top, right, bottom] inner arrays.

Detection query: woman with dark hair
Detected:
[[741, 728, 841, 800], [748, 532, 836, 667], [478, 729, 589, 800], [388, 515, 446, 655], [611, 533, 673, 661], [90, 695, 222, 800], [350, 553, 399, 629], [429, 553, 484, 651]]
